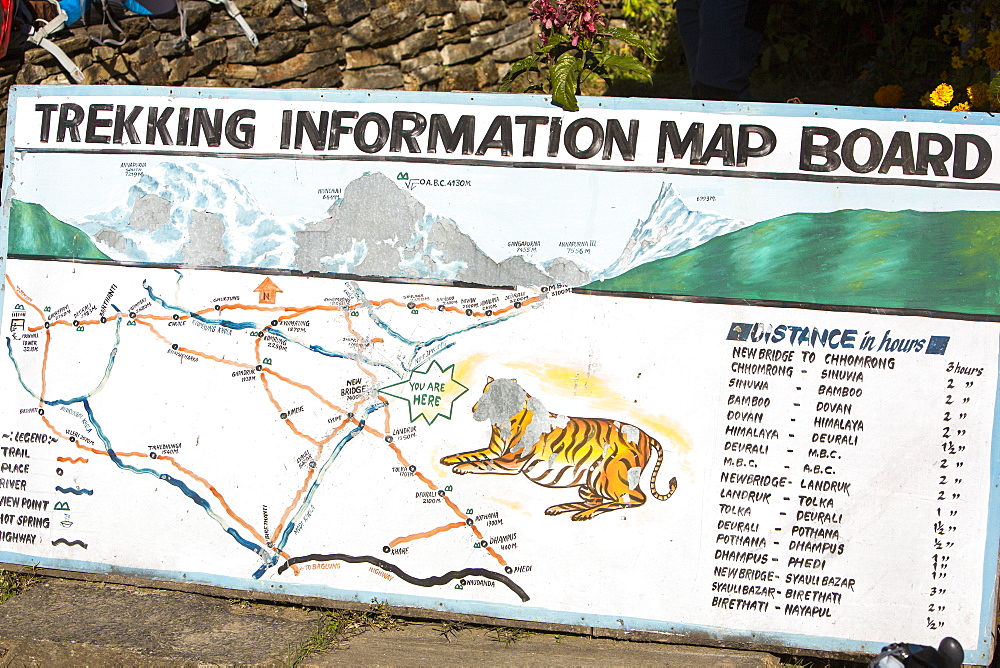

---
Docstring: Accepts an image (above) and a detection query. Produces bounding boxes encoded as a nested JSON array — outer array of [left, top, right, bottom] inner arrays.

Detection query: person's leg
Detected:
[[674, 0, 702, 84], [690, 0, 770, 101]]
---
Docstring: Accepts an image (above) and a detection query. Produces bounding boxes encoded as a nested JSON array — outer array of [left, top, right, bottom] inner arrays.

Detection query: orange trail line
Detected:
[[485, 545, 507, 566], [257, 372, 330, 447], [138, 320, 255, 369], [56, 457, 89, 463], [39, 329, 51, 401], [271, 414, 353, 561], [380, 438, 505, 568], [158, 454, 268, 547], [272, 467, 314, 545], [77, 316, 119, 326], [260, 367, 347, 415], [4, 276, 43, 318], [389, 522, 465, 548]]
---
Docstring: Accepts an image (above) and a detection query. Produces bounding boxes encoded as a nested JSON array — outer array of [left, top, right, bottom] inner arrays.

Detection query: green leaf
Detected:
[[598, 53, 652, 81], [550, 51, 582, 111], [607, 25, 659, 61], [990, 72, 1000, 108], [499, 53, 542, 92]]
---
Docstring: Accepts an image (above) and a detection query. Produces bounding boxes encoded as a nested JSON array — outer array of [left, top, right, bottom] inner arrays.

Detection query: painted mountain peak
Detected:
[[598, 182, 749, 280], [587, 208, 1000, 316]]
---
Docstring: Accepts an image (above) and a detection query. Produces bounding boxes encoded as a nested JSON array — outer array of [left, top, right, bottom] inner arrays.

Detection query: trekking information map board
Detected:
[[1, 85, 999, 663]]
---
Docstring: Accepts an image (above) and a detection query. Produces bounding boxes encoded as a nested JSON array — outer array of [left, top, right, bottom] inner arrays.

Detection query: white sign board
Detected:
[[1, 85, 998, 663]]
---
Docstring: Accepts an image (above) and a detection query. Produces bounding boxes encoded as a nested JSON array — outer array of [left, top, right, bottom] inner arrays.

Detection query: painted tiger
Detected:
[[439, 377, 677, 521]]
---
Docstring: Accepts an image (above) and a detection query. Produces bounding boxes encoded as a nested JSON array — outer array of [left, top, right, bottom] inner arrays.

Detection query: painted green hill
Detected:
[[7, 199, 110, 260], [587, 209, 1000, 316]]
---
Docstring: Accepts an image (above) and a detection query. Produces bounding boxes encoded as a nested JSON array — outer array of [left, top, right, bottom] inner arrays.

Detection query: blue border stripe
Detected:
[[10, 84, 1000, 125]]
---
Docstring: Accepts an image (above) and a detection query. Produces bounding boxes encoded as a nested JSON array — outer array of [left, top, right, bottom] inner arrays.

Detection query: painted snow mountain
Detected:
[[293, 172, 591, 287], [72, 162, 305, 269], [57, 162, 742, 288], [598, 183, 748, 280]]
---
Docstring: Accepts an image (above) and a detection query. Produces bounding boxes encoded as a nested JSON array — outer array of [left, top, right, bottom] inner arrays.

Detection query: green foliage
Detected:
[[0, 569, 43, 605], [500, 1, 656, 111], [486, 625, 531, 645], [285, 599, 406, 667]]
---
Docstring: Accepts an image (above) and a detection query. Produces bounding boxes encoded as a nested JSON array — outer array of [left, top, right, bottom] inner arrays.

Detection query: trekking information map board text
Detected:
[[1, 85, 999, 663]]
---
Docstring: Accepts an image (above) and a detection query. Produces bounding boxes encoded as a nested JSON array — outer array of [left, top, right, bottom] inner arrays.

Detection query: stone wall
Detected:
[[0, 0, 536, 157]]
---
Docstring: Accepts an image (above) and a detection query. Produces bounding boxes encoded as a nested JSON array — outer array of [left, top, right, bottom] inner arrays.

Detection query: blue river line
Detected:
[[251, 400, 386, 580], [55, 486, 93, 495], [4, 319, 124, 402], [77, 398, 270, 558]]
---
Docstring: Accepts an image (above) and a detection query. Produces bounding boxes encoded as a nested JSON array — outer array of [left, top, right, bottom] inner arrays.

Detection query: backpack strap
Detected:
[[206, 0, 255, 47], [26, 0, 84, 81], [89, 0, 128, 47]]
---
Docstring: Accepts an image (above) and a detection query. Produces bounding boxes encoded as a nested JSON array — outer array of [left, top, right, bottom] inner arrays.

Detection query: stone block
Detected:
[[180, 0, 212, 32], [39, 71, 70, 85], [396, 29, 437, 58], [129, 43, 159, 66], [457, 0, 482, 23], [343, 17, 373, 49], [190, 38, 227, 76], [329, 0, 376, 25], [437, 62, 476, 90], [403, 62, 444, 88], [470, 19, 504, 36], [306, 25, 342, 52], [255, 49, 340, 85], [425, 0, 457, 14], [342, 64, 403, 89], [228, 32, 310, 65], [224, 63, 259, 80], [496, 17, 533, 47], [345, 45, 398, 70], [367, 4, 421, 47], [400, 49, 441, 73], [441, 12, 463, 30], [15, 64, 47, 85], [441, 33, 494, 64], [133, 58, 169, 85], [167, 56, 193, 83], [268, 5, 327, 31], [80, 63, 113, 85], [476, 55, 499, 88], [481, 0, 505, 19], [425, 15, 444, 28], [111, 55, 130, 74], [304, 63, 343, 88], [155, 37, 191, 58], [493, 36, 533, 62], [240, 0, 283, 18], [438, 25, 470, 45]]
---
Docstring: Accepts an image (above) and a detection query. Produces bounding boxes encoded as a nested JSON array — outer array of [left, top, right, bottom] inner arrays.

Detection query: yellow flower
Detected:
[[952, 101, 970, 112], [988, 29, 1000, 46], [929, 83, 954, 107], [988, 44, 1000, 68], [873, 85, 904, 107], [957, 26, 972, 42], [951, 55, 965, 69], [968, 82, 989, 107], [967, 47, 984, 62]]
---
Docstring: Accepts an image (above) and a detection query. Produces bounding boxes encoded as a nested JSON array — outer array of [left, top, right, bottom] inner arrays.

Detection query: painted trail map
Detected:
[[2, 86, 1000, 664]]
